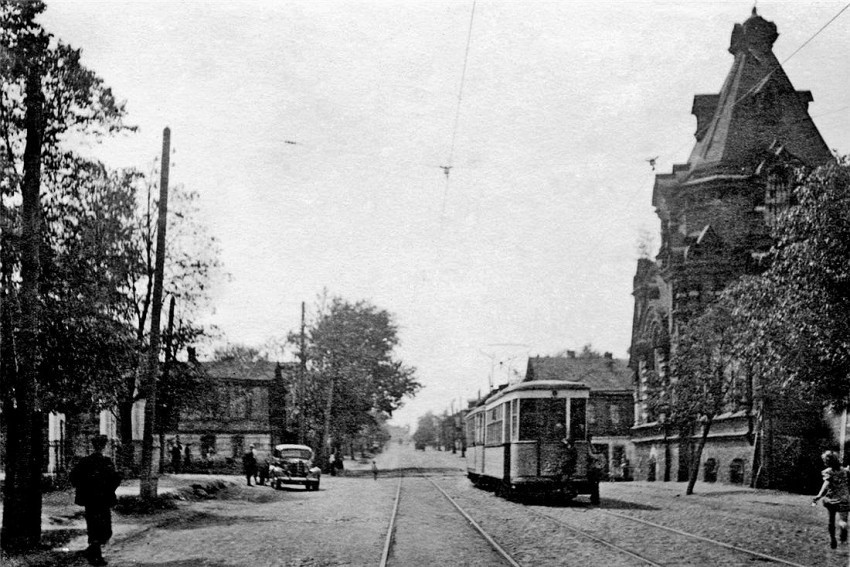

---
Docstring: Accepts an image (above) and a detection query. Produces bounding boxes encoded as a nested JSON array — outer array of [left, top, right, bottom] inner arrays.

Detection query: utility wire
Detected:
[[440, 0, 477, 220]]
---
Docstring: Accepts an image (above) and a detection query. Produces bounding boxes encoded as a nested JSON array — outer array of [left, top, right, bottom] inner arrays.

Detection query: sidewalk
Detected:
[[0, 474, 239, 565]]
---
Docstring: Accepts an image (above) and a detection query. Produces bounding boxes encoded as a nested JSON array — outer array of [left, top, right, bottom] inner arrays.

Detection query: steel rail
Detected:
[[426, 475, 522, 567], [378, 474, 403, 567], [526, 506, 663, 567], [600, 510, 811, 567]]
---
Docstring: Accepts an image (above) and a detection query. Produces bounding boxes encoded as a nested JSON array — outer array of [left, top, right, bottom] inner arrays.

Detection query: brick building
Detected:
[[176, 357, 291, 464], [629, 9, 833, 490], [525, 353, 634, 479]]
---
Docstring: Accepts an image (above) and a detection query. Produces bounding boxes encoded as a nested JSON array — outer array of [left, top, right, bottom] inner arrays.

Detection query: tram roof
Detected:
[[469, 379, 589, 409]]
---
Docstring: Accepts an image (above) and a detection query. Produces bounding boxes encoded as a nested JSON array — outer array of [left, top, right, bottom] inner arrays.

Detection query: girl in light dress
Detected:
[[813, 451, 850, 549]]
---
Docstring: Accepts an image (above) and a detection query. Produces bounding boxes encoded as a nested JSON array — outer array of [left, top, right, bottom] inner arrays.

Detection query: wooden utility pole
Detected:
[[140, 127, 171, 500], [158, 295, 176, 474], [299, 301, 307, 444]]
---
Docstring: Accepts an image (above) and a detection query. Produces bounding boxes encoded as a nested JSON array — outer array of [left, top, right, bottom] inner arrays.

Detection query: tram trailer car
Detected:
[[465, 380, 600, 503]]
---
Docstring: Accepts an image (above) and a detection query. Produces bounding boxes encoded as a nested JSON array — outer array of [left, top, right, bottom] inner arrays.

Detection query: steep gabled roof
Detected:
[[685, 9, 831, 180], [525, 356, 632, 392]]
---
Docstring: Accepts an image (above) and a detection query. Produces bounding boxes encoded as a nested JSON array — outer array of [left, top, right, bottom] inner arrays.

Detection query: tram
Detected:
[[464, 379, 600, 503]]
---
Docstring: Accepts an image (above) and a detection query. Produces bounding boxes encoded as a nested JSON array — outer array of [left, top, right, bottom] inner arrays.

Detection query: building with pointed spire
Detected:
[[629, 9, 833, 491]]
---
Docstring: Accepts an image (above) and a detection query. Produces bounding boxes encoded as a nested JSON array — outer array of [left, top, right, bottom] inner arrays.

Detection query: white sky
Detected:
[[39, 1, 850, 429]]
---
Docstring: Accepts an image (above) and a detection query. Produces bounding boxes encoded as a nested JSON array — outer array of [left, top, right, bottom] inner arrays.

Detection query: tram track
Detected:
[[382, 471, 816, 566], [525, 504, 812, 567], [379, 470, 521, 567]]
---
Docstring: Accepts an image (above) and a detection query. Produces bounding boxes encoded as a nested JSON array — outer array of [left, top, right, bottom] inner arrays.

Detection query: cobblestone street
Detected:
[[6, 442, 848, 566]]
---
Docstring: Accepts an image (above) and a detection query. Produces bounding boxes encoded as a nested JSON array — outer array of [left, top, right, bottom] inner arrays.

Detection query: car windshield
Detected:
[[278, 448, 311, 460]]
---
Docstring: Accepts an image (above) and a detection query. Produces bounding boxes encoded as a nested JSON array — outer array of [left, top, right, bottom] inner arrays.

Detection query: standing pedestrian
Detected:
[[170, 439, 182, 474], [371, 460, 378, 481], [69, 434, 122, 566], [813, 450, 850, 549], [242, 444, 257, 486]]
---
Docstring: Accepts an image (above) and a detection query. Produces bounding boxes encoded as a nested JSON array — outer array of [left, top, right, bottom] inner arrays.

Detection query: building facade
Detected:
[[629, 9, 833, 490]]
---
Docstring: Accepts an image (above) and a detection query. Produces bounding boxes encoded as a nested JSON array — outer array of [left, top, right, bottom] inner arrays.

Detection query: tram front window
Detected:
[[519, 399, 566, 442]]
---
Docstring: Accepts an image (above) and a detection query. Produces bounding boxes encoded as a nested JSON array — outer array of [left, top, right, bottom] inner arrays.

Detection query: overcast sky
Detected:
[[40, 1, 850, 428]]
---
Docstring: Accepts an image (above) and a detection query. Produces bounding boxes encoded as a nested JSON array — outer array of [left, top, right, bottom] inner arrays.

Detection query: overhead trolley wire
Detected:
[[440, 0, 477, 220]]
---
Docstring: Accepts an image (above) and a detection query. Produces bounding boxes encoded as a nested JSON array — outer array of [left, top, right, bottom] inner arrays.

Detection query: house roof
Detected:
[[524, 356, 632, 392], [202, 358, 278, 381], [684, 9, 831, 181]]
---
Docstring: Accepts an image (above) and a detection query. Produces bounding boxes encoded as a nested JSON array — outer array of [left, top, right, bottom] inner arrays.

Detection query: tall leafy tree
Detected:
[[667, 297, 742, 494], [733, 159, 850, 408], [115, 169, 223, 473], [295, 295, 420, 467], [1, 0, 129, 552]]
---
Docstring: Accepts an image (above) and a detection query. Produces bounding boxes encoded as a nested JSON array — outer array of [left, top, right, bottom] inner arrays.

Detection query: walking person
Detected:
[[371, 460, 378, 481], [813, 450, 850, 549], [242, 444, 257, 486], [69, 434, 122, 566]]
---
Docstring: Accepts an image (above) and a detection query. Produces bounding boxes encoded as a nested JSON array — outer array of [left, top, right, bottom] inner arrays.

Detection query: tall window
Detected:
[[485, 404, 504, 446]]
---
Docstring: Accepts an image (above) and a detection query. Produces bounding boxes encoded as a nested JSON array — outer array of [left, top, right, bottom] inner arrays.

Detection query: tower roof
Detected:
[[684, 9, 831, 181]]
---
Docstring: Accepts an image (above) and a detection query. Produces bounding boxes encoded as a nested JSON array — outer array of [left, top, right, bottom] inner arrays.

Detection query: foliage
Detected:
[[1, 0, 134, 416], [668, 298, 743, 429], [293, 295, 421, 457], [729, 159, 850, 410], [413, 411, 438, 448]]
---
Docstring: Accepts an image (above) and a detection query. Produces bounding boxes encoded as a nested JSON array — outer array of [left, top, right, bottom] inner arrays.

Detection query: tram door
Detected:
[[520, 398, 567, 477]]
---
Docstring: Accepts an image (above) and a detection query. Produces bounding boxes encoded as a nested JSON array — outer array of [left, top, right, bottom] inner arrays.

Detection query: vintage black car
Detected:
[[269, 444, 321, 491]]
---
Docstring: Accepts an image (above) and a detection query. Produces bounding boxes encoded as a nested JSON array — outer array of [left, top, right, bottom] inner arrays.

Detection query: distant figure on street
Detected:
[[621, 457, 631, 481], [334, 453, 345, 476], [329, 452, 338, 476], [371, 460, 378, 481], [813, 450, 850, 549], [69, 434, 121, 566], [184, 444, 192, 467], [170, 440, 182, 474], [258, 457, 270, 486], [242, 444, 257, 486]]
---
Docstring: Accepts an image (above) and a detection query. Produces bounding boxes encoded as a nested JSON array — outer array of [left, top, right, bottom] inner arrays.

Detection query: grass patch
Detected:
[[115, 493, 179, 515]]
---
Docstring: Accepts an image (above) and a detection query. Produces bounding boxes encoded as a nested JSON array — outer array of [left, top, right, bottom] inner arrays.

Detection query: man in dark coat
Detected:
[[242, 444, 257, 486], [69, 434, 122, 566]]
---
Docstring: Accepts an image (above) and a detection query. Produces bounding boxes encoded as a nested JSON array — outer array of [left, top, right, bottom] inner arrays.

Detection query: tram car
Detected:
[[464, 379, 600, 503]]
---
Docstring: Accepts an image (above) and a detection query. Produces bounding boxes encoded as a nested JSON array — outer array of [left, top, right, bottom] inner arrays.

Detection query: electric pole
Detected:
[[140, 127, 171, 500], [298, 301, 307, 444]]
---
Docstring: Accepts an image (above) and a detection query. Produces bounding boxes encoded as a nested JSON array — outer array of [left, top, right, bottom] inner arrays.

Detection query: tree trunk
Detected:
[[686, 416, 713, 495], [1, 59, 45, 554]]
